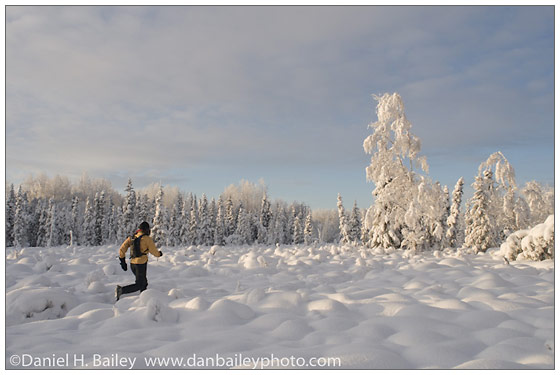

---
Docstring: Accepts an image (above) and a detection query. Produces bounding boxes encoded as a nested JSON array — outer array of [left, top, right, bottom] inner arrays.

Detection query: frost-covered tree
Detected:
[[402, 191, 427, 252], [293, 215, 303, 244], [522, 181, 551, 226], [82, 197, 95, 246], [121, 178, 136, 238], [135, 193, 150, 224], [34, 199, 49, 247], [446, 177, 464, 248], [69, 196, 81, 246], [198, 194, 213, 246], [214, 196, 226, 246], [14, 187, 30, 248], [464, 170, 496, 253], [225, 197, 236, 239], [478, 151, 519, 241], [46, 198, 59, 247], [258, 193, 272, 244], [304, 212, 314, 245], [151, 186, 168, 245], [348, 201, 362, 244], [187, 201, 199, 245], [105, 198, 119, 245], [337, 194, 349, 244], [234, 205, 252, 245], [167, 194, 183, 246], [93, 191, 105, 245], [179, 195, 191, 245], [268, 203, 285, 245], [6, 184, 16, 247], [363, 93, 428, 249]]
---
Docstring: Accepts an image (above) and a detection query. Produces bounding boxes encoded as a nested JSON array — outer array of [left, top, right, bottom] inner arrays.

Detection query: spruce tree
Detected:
[[70, 196, 81, 246], [188, 202, 199, 245], [198, 194, 213, 246], [446, 177, 464, 248], [46, 198, 58, 247], [214, 196, 226, 246], [14, 187, 30, 248], [304, 212, 314, 245], [464, 170, 496, 253], [152, 186, 167, 245], [337, 194, 349, 244], [235, 205, 251, 245], [82, 197, 95, 246], [348, 201, 362, 244], [293, 215, 303, 244], [121, 178, 136, 239], [6, 184, 16, 247], [225, 197, 236, 239]]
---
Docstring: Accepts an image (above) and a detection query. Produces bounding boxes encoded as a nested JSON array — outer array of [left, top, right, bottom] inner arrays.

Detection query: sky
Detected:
[[5, 6, 554, 210]]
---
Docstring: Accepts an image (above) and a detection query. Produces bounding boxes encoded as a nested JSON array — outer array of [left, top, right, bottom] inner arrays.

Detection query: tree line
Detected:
[[5, 178, 318, 248]]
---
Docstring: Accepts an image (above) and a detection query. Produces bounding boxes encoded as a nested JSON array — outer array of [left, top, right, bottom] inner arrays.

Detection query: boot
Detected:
[[115, 285, 123, 301]]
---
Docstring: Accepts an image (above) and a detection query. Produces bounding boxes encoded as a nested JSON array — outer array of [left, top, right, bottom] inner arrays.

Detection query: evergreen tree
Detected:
[[82, 197, 95, 246], [268, 204, 285, 245], [179, 195, 191, 246], [168, 194, 183, 246], [348, 201, 362, 244], [70, 196, 81, 246], [93, 191, 105, 245], [152, 186, 167, 245], [337, 194, 349, 244], [105, 198, 119, 245], [46, 198, 59, 247], [446, 177, 464, 248], [293, 215, 303, 244], [464, 170, 496, 253], [188, 201, 199, 245], [234, 205, 252, 245], [304, 212, 314, 245], [13, 187, 30, 248], [214, 196, 226, 246], [121, 178, 136, 239], [198, 194, 213, 246], [225, 197, 236, 239], [136, 193, 149, 223], [6, 184, 16, 247], [35, 199, 49, 247], [258, 193, 272, 243]]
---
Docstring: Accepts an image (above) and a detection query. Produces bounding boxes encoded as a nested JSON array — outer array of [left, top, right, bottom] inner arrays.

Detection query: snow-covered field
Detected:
[[5, 244, 554, 369]]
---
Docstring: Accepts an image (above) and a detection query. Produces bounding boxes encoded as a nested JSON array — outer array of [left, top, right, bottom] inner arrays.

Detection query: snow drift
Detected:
[[6, 244, 554, 369], [500, 215, 554, 261]]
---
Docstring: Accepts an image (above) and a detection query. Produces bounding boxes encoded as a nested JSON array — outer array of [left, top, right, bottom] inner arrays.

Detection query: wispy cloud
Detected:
[[6, 6, 553, 207]]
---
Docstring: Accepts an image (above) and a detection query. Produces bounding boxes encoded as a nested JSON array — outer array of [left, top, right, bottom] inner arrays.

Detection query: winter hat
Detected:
[[138, 221, 151, 235]]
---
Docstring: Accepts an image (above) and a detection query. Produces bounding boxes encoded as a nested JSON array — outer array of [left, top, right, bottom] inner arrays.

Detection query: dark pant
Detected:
[[122, 262, 148, 295]]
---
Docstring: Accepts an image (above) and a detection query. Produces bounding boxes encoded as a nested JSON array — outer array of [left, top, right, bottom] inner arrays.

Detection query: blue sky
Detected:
[[6, 6, 554, 209]]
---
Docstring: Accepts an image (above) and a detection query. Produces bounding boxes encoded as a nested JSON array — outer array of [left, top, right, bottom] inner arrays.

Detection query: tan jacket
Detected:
[[119, 232, 161, 264]]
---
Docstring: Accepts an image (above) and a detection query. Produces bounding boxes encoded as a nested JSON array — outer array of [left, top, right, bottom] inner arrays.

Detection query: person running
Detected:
[[115, 221, 162, 301]]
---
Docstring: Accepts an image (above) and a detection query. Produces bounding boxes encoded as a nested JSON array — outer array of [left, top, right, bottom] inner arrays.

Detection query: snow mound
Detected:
[[500, 215, 554, 261], [208, 299, 256, 321], [184, 296, 210, 311], [6, 287, 78, 326], [136, 290, 178, 323], [307, 298, 348, 313]]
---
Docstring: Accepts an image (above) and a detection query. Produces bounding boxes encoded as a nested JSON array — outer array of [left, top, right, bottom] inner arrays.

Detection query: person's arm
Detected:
[[119, 237, 131, 259], [146, 236, 162, 257]]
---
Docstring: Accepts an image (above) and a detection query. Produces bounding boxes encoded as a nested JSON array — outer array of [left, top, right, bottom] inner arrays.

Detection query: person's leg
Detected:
[[136, 263, 148, 292], [122, 263, 142, 294]]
